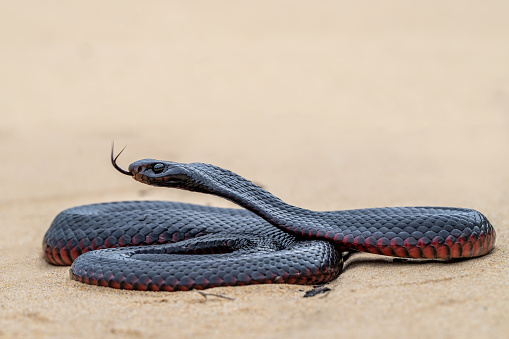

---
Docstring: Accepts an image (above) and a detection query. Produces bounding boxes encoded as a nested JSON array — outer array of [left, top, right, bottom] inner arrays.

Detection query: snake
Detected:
[[42, 147, 496, 291]]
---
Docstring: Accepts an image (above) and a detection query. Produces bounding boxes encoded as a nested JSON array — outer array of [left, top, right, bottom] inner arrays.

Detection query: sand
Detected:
[[1, 1, 508, 338]]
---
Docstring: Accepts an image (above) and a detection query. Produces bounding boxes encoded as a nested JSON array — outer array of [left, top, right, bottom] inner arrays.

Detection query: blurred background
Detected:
[[1, 1, 508, 211], [1, 1, 508, 338]]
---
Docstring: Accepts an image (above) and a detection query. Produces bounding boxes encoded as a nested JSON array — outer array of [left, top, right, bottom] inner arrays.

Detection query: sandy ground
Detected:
[[1, 1, 508, 338]]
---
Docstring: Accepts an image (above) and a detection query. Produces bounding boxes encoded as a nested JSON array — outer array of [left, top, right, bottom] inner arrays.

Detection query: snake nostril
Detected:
[[137, 166, 142, 172]]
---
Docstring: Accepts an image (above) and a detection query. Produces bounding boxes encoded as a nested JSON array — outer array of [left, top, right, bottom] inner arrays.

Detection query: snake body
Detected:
[[43, 157, 496, 291]]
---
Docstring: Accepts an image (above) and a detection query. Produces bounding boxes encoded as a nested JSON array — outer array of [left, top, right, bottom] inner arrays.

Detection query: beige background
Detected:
[[1, 1, 508, 338]]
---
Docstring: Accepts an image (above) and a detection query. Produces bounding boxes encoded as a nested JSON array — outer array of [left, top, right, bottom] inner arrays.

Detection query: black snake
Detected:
[[42, 148, 496, 291]]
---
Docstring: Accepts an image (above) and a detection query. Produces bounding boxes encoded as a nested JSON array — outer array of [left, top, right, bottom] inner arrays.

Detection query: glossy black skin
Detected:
[[44, 159, 495, 291]]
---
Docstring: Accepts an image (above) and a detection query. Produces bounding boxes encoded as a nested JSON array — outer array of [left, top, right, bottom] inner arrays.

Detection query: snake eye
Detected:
[[152, 163, 165, 174]]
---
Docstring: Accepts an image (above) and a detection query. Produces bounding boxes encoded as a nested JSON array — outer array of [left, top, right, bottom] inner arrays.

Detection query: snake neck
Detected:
[[187, 163, 318, 232]]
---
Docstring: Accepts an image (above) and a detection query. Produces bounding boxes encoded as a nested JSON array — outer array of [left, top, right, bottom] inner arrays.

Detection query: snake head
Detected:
[[111, 145, 224, 194], [127, 160, 193, 188], [110, 145, 203, 190]]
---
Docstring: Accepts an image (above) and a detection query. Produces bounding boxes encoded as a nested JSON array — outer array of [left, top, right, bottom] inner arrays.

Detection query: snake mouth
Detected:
[[133, 172, 188, 188], [111, 142, 133, 176]]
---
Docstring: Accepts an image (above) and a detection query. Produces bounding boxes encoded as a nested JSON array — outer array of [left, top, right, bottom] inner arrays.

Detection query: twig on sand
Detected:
[[196, 291, 235, 301]]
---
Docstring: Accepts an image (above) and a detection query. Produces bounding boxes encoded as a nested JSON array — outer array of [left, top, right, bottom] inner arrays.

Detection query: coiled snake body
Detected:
[[43, 152, 496, 291]]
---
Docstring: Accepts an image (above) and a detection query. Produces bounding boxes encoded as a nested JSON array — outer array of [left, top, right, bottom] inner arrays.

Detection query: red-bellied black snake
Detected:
[[42, 147, 496, 291]]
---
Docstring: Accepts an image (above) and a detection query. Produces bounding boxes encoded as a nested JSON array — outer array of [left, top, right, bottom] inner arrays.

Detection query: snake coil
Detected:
[[42, 151, 496, 291]]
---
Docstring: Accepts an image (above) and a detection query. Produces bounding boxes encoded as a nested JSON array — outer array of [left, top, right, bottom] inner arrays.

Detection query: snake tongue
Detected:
[[111, 145, 132, 176]]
